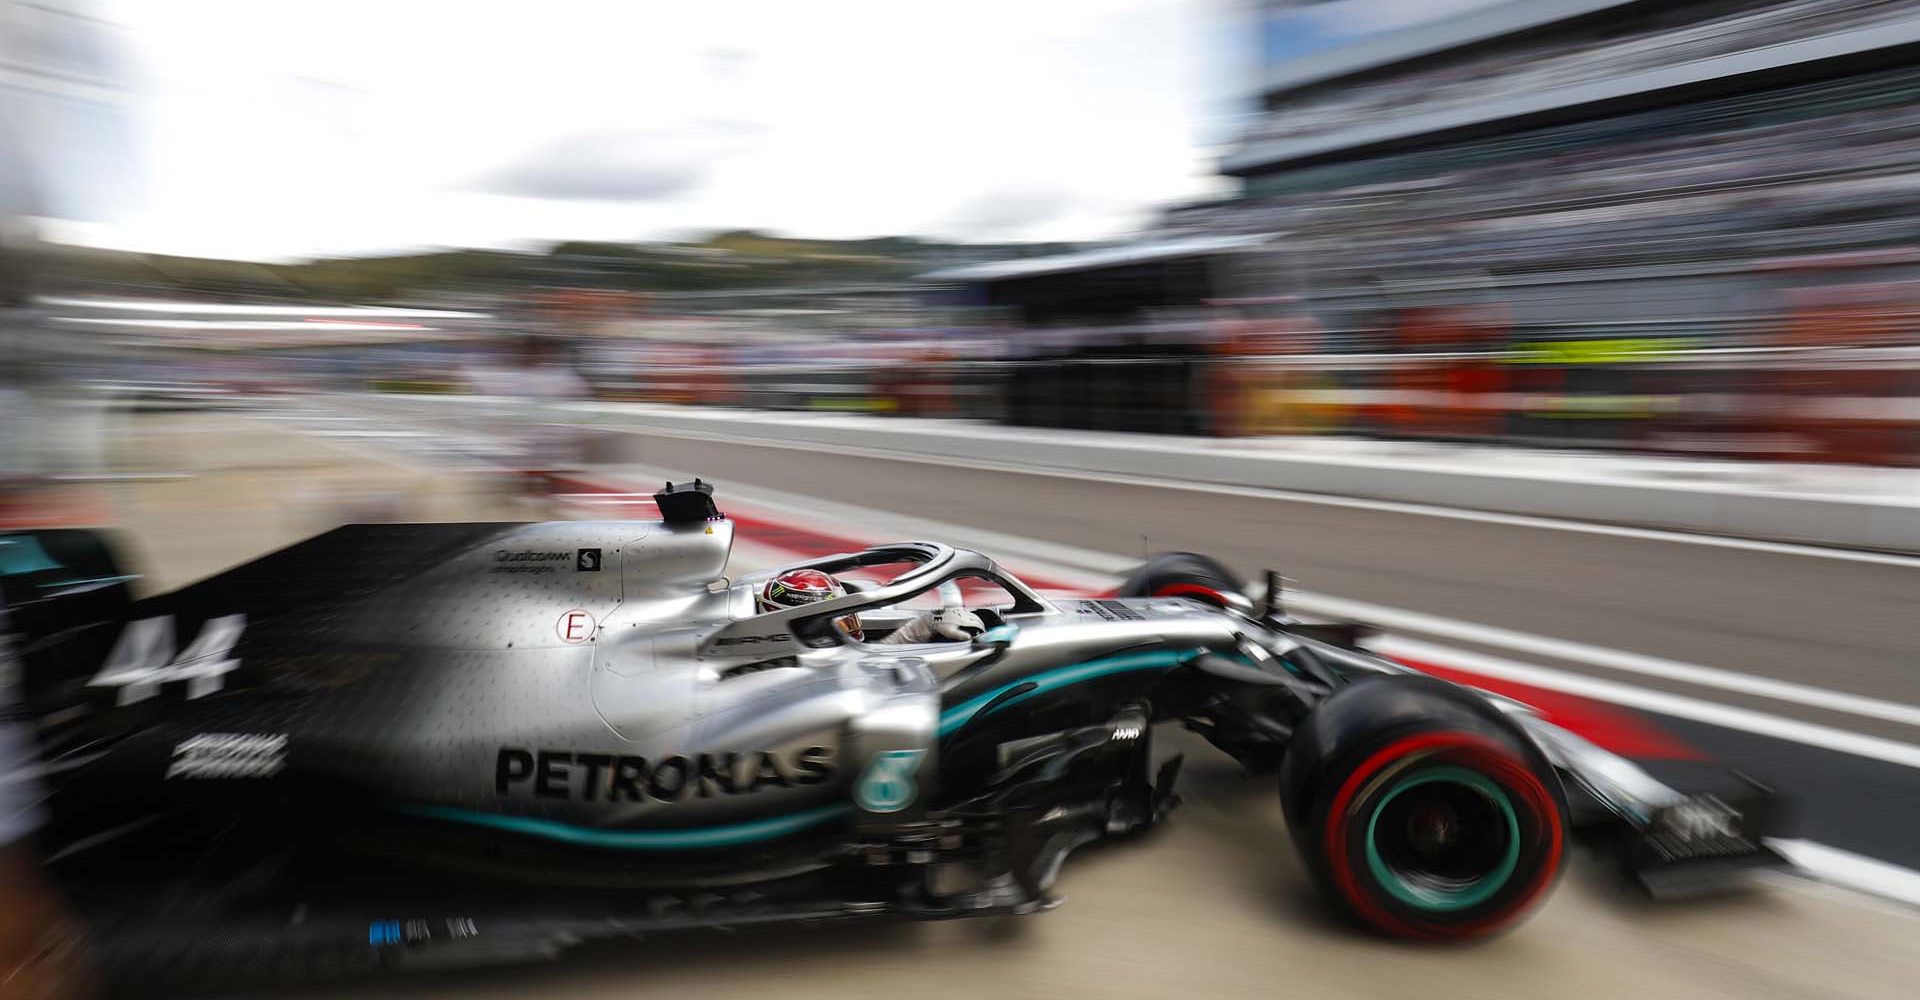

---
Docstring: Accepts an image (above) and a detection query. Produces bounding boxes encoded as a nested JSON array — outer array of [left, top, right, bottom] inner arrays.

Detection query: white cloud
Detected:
[[42, 0, 1233, 260], [473, 125, 761, 202]]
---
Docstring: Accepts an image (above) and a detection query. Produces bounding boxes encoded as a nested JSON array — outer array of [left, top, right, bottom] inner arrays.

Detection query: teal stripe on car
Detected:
[[0, 536, 61, 575], [939, 647, 1203, 737], [401, 802, 853, 850]]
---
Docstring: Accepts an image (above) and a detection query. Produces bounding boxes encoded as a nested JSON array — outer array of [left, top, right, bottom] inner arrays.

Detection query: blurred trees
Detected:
[[29, 231, 1085, 303]]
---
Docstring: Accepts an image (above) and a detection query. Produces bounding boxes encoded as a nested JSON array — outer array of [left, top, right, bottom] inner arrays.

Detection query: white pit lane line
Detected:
[[570, 465, 1920, 910], [1287, 593, 1920, 729], [324, 394, 1920, 568], [545, 407, 1920, 570], [1765, 840, 1920, 910], [1371, 636, 1920, 771]]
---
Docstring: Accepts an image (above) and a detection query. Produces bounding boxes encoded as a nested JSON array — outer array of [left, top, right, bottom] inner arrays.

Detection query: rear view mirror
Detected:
[[972, 624, 1019, 663]]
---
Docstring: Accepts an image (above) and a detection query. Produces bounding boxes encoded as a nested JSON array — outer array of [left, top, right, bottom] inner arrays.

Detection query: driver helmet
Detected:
[[759, 568, 862, 641]]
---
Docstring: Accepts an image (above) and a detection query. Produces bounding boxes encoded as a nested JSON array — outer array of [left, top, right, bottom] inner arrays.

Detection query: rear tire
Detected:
[[1279, 676, 1568, 941], [1114, 552, 1243, 609]]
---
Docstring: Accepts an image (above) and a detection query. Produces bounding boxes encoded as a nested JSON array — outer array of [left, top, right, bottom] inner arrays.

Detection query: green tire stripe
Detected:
[[1363, 766, 1521, 912]]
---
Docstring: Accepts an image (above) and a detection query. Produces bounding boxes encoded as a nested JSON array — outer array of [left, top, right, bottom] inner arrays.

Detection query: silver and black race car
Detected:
[[2, 480, 1784, 989]]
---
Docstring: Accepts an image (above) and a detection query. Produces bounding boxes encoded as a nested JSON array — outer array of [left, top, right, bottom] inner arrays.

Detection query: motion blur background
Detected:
[[4, 0, 1920, 470], [5, 1, 1920, 997]]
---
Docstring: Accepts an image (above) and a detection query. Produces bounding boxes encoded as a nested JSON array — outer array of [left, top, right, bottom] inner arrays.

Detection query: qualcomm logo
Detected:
[[855, 749, 927, 813]]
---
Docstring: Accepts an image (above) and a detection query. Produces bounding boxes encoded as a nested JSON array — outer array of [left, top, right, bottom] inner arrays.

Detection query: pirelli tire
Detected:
[[1114, 552, 1243, 609], [1278, 675, 1569, 941]]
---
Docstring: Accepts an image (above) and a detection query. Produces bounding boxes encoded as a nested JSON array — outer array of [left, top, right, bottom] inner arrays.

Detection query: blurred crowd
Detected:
[[7, 274, 1913, 473], [1188, 70, 1920, 278], [548, 295, 1918, 467]]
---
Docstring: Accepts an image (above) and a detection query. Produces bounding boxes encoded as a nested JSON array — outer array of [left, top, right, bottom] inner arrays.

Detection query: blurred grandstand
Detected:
[[904, 0, 1920, 465]]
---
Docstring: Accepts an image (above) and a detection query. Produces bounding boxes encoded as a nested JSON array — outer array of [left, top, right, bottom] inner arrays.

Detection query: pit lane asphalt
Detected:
[[594, 431, 1917, 708], [108, 407, 1920, 1000]]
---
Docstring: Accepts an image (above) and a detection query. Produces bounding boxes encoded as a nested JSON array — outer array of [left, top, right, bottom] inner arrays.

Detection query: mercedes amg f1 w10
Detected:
[[2, 480, 1785, 988]]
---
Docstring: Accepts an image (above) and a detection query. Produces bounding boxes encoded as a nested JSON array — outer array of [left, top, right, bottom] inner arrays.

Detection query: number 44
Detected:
[[88, 614, 247, 705]]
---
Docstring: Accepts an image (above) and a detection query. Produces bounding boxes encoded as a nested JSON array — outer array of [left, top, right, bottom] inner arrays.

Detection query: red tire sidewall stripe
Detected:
[[1322, 731, 1565, 940], [1152, 583, 1228, 606]]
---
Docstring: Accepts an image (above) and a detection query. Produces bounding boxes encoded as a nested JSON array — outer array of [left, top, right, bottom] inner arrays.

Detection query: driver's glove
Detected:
[[924, 607, 986, 640], [883, 608, 986, 644]]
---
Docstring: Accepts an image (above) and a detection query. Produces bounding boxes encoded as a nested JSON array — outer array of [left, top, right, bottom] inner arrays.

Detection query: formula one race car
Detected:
[[1, 480, 1785, 989]]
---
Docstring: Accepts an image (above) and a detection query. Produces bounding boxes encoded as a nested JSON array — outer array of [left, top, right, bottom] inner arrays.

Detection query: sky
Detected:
[[11, 0, 1506, 262], [1261, 0, 1514, 69]]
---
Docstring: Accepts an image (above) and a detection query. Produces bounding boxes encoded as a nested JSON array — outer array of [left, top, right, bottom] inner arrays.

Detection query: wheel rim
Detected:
[[1363, 766, 1520, 912]]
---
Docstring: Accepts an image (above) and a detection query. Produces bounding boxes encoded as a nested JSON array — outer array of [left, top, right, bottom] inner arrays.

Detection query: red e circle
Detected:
[[557, 608, 596, 644]]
